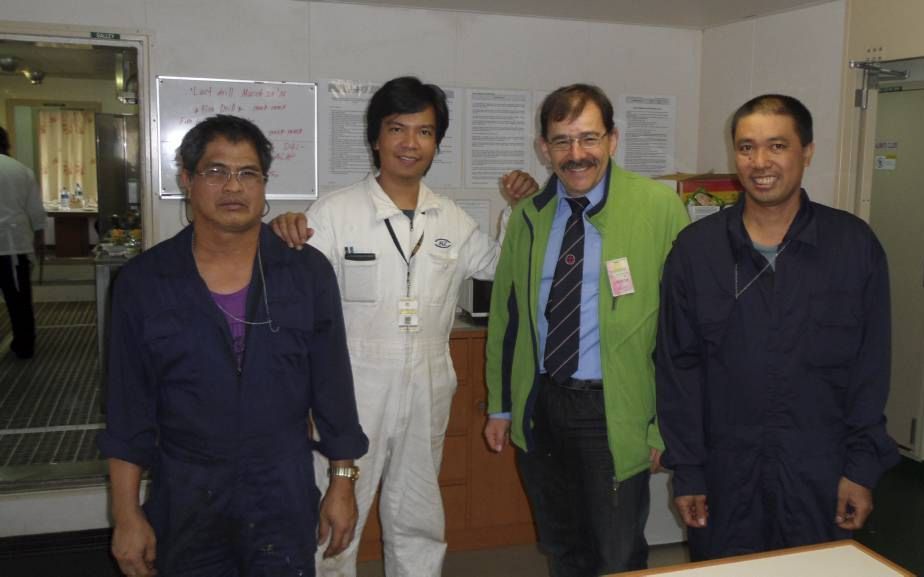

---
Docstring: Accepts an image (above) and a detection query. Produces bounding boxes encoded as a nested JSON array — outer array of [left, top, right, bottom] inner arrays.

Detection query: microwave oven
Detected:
[[459, 278, 493, 318]]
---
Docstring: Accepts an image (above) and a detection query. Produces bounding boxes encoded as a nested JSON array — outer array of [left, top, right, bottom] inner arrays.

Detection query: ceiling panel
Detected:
[[312, 0, 832, 29]]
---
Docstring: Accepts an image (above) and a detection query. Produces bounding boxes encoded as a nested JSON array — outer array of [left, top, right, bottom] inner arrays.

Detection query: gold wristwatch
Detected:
[[328, 465, 360, 481]]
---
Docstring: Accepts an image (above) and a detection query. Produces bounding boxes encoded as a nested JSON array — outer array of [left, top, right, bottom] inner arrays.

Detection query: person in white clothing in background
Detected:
[[0, 126, 45, 359], [271, 76, 537, 577]]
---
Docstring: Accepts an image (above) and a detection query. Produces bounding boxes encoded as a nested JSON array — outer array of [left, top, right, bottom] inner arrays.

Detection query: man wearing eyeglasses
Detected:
[[483, 84, 689, 575], [99, 115, 368, 577]]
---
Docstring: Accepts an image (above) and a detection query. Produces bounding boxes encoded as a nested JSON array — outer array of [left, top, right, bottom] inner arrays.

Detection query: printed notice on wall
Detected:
[[616, 95, 676, 177], [317, 79, 463, 190], [425, 86, 463, 189], [874, 140, 898, 171], [317, 79, 380, 190], [455, 199, 491, 234], [531, 89, 553, 179], [465, 89, 533, 188]]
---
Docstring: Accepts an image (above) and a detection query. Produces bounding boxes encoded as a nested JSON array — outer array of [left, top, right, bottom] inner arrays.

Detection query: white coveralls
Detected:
[[308, 175, 499, 577]]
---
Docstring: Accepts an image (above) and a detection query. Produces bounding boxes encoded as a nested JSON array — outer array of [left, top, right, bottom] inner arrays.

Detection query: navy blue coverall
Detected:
[[656, 192, 899, 560], [98, 225, 368, 576]]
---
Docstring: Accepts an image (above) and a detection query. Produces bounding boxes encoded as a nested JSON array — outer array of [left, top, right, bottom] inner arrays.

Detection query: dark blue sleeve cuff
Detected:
[[96, 431, 157, 470], [671, 465, 707, 497]]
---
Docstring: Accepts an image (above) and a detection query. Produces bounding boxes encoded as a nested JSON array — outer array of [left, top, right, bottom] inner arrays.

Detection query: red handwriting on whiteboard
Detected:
[[241, 87, 288, 98]]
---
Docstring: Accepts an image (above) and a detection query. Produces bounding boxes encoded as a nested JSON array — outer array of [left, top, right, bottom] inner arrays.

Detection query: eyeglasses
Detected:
[[196, 166, 267, 188], [547, 133, 608, 152]]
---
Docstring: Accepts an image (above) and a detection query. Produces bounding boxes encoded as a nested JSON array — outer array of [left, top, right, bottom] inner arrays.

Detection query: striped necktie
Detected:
[[544, 196, 590, 385]]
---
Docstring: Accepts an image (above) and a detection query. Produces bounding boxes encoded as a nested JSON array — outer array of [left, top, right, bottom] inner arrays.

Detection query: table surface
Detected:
[[45, 208, 99, 215], [614, 540, 912, 577]]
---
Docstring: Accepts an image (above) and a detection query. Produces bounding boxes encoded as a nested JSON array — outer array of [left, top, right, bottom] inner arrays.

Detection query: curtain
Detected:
[[37, 110, 98, 205]]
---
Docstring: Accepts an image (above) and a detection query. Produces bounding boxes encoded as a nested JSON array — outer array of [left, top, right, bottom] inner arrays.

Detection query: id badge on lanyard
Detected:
[[385, 217, 424, 333]]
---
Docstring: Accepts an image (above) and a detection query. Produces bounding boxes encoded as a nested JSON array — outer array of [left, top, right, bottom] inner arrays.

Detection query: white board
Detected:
[[155, 76, 317, 200]]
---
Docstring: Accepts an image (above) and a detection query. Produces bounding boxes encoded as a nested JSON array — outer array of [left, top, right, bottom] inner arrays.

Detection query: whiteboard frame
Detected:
[[155, 75, 318, 200]]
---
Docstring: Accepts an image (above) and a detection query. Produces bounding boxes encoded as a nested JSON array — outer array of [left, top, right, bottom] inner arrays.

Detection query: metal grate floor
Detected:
[[0, 302, 103, 469]]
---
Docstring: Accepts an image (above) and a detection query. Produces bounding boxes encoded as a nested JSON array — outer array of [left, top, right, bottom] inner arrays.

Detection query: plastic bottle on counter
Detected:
[[73, 183, 84, 208], [59, 187, 70, 210]]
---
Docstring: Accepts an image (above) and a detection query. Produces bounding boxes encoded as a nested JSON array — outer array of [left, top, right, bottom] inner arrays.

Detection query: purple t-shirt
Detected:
[[211, 285, 249, 369]]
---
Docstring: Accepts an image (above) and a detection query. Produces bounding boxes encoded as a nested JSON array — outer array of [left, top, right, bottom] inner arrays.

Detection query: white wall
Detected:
[[3, 0, 702, 243], [698, 1, 846, 207]]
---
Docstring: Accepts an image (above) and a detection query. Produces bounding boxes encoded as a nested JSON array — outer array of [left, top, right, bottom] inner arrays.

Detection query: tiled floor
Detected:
[[0, 303, 102, 469]]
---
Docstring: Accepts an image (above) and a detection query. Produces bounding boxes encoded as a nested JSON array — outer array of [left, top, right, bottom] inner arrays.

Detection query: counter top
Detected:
[[452, 313, 489, 332]]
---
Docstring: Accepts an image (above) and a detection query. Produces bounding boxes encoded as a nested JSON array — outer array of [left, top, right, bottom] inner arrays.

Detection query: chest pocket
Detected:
[[695, 297, 734, 358], [423, 251, 459, 306], [341, 255, 378, 303], [806, 293, 863, 368], [266, 301, 314, 407], [142, 310, 201, 383]]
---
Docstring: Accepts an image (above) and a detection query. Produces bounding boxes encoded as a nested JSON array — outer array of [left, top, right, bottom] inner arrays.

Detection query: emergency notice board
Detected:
[[156, 76, 317, 200]]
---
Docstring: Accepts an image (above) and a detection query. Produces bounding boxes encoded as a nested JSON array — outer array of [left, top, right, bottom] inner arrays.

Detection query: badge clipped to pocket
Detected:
[[606, 257, 635, 298], [398, 298, 420, 333]]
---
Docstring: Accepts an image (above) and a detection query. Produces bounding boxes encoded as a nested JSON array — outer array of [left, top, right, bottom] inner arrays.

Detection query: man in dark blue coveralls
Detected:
[[656, 95, 899, 560], [98, 115, 368, 577]]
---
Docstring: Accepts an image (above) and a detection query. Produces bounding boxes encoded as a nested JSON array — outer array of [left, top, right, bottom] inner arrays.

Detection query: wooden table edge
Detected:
[[612, 539, 913, 576]]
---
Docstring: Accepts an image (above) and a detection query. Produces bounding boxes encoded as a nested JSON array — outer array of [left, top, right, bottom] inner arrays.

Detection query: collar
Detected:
[[162, 224, 288, 276], [726, 188, 818, 259], [533, 160, 613, 213], [553, 171, 605, 216], [366, 173, 440, 221]]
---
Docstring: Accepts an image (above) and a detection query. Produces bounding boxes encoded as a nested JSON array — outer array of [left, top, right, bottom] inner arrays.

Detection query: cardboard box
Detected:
[[657, 173, 743, 222]]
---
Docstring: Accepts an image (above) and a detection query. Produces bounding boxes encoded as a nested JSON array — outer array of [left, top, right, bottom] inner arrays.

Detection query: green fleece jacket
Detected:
[[486, 163, 689, 481]]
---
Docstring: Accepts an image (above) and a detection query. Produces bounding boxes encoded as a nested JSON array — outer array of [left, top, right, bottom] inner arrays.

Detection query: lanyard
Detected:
[[384, 217, 424, 297]]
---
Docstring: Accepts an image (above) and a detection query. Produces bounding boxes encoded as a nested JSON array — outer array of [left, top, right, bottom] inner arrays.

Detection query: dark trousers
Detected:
[[517, 379, 650, 577], [0, 254, 35, 357]]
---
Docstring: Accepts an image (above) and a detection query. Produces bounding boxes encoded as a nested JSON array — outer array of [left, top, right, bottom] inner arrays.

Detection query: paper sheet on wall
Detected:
[[531, 89, 553, 184], [616, 95, 676, 176], [317, 79, 379, 190], [464, 89, 533, 188], [455, 199, 491, 234], [317, 79, 463, 190], [874, 140, 898, 171], [425, 86, 462, 189]]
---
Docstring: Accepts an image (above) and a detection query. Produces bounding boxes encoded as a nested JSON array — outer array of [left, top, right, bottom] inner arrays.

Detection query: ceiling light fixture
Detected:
[[0, 56, 18, 73], [23, 69, 45, 85]]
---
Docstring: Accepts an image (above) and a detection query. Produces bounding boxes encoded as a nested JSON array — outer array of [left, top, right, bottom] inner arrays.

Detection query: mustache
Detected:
[[559, 158, 598, 171]]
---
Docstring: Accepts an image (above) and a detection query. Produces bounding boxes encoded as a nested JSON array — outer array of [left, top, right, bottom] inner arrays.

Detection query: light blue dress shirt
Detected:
[[538, 179, 604, 380]]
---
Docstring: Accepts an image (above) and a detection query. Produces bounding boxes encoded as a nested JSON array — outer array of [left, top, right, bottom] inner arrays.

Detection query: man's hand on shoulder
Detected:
[[112, 507, 158, 577], [269, 212, 313, 250], [500, 171, 540, 205], [836, 476, 873, 530]]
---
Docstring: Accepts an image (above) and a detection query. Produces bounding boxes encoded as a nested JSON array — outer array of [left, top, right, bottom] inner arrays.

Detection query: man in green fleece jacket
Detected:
[[484, 84, 688, 576]]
